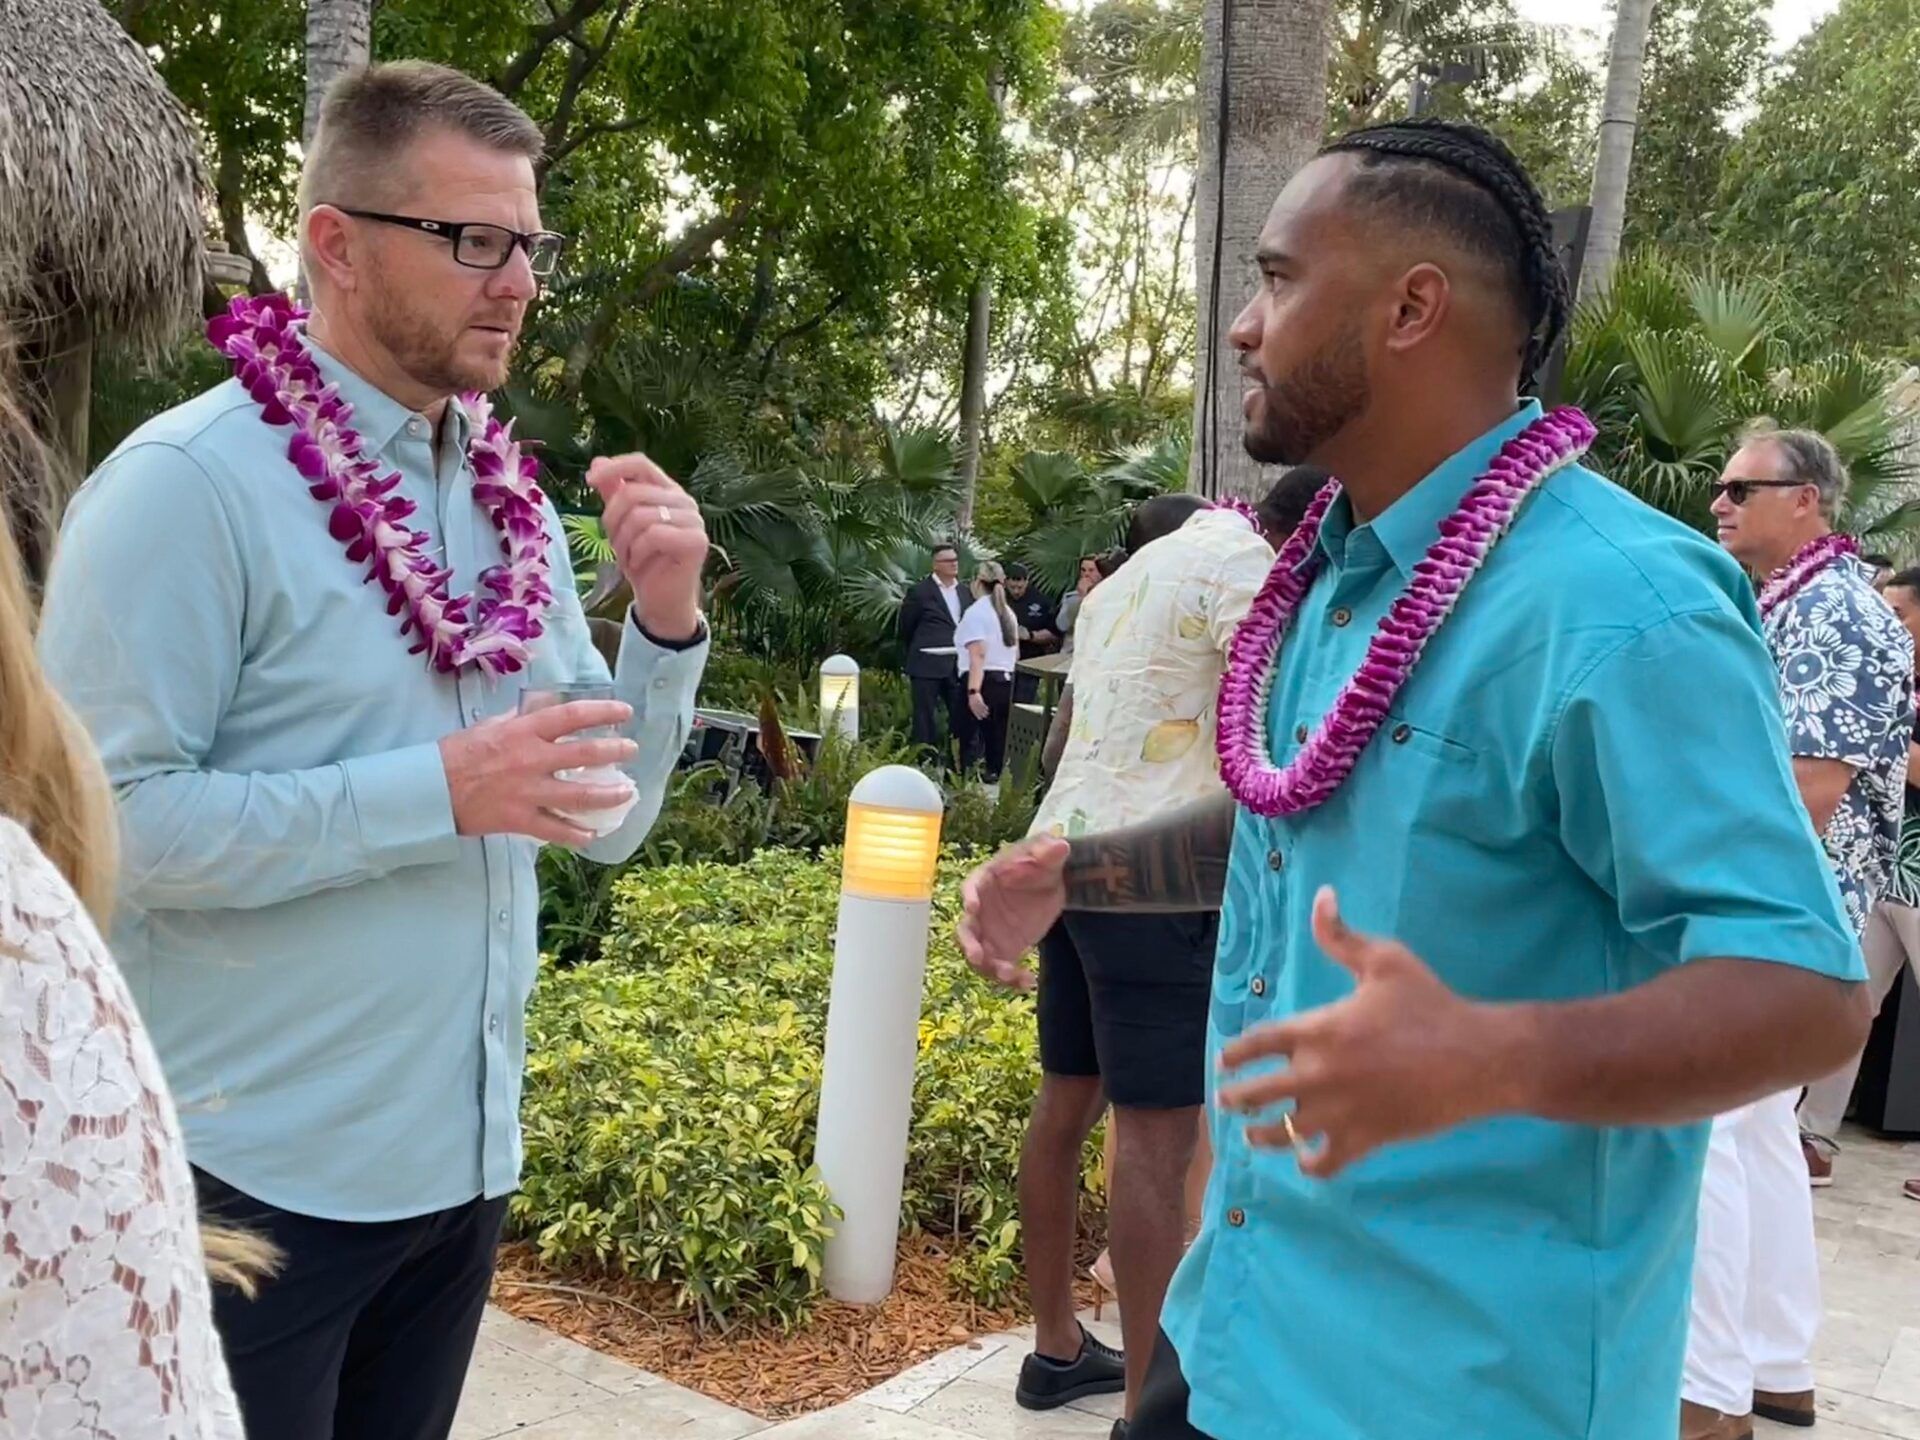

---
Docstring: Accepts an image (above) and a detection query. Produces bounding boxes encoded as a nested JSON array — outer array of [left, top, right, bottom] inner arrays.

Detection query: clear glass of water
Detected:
[[518, 681, 635, 835]]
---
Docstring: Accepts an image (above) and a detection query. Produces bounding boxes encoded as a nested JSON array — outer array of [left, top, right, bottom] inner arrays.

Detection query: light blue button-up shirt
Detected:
[[1162, 402, 1861, 1438], [38, 343, 705, 1222]]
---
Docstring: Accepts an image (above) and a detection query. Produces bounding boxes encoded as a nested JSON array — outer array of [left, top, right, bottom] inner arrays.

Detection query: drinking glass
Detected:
[[519, 682, 636, 836]]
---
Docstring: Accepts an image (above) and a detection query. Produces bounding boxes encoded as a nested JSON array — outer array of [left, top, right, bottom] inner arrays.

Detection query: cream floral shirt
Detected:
[[1032, 509, 1274, 838]]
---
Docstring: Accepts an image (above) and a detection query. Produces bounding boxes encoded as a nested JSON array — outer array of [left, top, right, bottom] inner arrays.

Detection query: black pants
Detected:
[[196, 1169, 508, 1440], [910, 673, 961, 759], [958, 672, 1013, 779], [1133, 1329, 1214, 1438]]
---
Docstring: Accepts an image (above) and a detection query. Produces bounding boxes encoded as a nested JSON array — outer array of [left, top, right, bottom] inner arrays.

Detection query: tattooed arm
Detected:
[[1062, 792, 1238, 912], [957, 794, 1237, 990]]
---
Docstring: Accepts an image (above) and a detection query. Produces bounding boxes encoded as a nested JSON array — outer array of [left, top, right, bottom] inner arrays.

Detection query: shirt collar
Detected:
[[1314, 400, 1545, 578], [303, 333, 472, 458]]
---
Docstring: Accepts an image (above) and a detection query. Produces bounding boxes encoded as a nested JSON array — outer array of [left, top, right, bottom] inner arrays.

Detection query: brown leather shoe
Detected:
[[1681, 1400, 1754, 1440], [1754, 1388, 1816, 1427]]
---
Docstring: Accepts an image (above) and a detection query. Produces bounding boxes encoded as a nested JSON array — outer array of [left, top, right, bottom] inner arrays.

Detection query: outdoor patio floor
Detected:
[[456, 1125, 1920, 1438]]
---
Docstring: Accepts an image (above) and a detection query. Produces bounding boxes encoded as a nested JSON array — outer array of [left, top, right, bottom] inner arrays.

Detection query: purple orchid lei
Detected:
[[1215, 406, 1598, 817], [1756, 532, 1860, 619], [1209, 496, 1262, 530], [207, 293, 552, 676]]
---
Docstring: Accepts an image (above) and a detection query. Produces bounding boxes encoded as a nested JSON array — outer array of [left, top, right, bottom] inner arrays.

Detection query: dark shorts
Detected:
[[1037, 909, 1218, 1109]]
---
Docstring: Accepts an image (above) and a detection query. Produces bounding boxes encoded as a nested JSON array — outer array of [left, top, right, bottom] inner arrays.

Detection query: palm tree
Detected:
[[1565, 255, 1920, 544], [1580, 0, 1657, 303], [1190, 0, 1335, 500], [303, 0, 371, 147]]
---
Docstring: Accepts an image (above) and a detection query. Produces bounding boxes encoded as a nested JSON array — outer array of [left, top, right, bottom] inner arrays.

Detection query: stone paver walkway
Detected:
[[461, 1126, 1920, 1438]]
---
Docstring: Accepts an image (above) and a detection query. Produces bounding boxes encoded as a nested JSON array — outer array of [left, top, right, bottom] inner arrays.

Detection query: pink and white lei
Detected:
[[1756, 532, 1860, 619], [1215, 406, 1597, 817], [207, 293, 553, 676]]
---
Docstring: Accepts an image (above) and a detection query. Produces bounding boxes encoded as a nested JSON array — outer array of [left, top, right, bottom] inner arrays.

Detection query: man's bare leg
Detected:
[[1109, 1104, 1203, 1415], [1021, 1073, 1108, 1361]]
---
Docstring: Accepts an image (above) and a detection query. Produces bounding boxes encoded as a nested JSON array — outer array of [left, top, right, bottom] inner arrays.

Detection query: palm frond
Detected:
[[1009, 450, 1088, 513], [1686, 269, 1777, 375]]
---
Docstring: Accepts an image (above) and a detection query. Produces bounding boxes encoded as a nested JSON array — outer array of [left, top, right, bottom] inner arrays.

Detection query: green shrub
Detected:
[[517, 847, 1093, 1328]]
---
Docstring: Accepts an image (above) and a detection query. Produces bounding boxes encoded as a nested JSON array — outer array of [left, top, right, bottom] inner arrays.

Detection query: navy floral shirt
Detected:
[[1763, 555, 1915, 934]]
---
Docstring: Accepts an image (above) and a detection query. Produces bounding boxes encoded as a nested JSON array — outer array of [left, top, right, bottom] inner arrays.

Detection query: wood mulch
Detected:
[[489, 1233, 1104, 1420]]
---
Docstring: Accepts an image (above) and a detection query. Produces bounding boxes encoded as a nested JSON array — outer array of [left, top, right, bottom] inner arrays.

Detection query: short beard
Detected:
[[366, 273, 512, 398], [1243, 323, 1371, 467]]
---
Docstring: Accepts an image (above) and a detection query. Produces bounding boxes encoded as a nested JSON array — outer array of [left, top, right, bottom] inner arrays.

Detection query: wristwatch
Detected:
[[635, 611, 709, 652]]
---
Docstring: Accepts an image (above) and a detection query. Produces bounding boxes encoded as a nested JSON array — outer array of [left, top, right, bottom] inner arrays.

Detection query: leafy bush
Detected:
[[697, 648, 917, 742], [517, 848, 1093, 1328]]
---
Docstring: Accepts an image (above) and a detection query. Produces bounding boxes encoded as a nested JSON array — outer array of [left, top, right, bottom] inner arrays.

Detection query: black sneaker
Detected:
[[1015, 1324, 1126, 1411], [1110, 1422, 1130, 1440]]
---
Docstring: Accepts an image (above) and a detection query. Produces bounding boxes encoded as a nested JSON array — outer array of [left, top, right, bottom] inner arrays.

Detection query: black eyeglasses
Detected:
[[339, 210, 567, 277], [1711, 478, 1808, 506]]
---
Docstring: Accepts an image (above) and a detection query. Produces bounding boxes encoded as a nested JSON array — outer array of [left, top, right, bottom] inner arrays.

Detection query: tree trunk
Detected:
[[956, 69, 1008, 533], [1581, 0, 1657, 304], [1190, 0, 1334, 499], [303, 0, 372, 148], [956, 282, 992, 532], [301, 0, 374, 298]]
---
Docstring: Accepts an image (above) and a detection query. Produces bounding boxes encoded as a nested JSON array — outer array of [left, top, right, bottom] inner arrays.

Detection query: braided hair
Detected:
[[1319, 119, 1570, 388]]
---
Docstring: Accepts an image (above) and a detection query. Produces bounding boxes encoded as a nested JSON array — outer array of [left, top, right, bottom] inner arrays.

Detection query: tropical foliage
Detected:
[[1565, 257, 1920, 538], [519, 847, 1099, 1326]]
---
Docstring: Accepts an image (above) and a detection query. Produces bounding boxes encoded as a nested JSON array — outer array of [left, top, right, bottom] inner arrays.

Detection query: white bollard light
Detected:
[[816, 764, 944, 1303], [819, 653, 860, 741]]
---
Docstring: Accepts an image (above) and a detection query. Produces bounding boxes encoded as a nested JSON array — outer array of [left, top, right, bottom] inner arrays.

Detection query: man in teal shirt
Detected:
[[38, 63, 709, 1440], [960, 121, 1868, 1439]]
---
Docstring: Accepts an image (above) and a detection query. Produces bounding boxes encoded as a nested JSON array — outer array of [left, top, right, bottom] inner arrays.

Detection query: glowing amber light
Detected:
[[819, 654, 860, 738], [843, 800, 942, 901]]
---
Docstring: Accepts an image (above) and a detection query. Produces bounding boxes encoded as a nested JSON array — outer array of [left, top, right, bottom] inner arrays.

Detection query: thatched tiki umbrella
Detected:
[[0, 0, 205, 581]]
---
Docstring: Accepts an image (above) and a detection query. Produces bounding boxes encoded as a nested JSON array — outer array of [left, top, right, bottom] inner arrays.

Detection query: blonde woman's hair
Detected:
[[0, 371, 117, 919], [0, 357, 278, 1295], [974, 561, 1017, 647]]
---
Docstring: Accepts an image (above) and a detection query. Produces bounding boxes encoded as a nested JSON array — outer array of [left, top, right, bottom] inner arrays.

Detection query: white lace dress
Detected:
[[0, 818, 243, 1438]]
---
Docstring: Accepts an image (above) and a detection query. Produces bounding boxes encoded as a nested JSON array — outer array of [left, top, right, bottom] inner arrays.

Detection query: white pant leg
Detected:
[[1745, 1087, 1822, 1393], [1685, 1104, 1757, 1413], [1800, 901, 1916, 1145]]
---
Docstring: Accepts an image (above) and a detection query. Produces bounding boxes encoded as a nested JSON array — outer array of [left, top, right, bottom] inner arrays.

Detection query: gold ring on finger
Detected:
[[658, 505, 674, 525]]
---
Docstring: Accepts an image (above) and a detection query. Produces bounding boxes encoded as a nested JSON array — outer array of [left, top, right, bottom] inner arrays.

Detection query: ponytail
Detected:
[[975, 562, 1017, 647]]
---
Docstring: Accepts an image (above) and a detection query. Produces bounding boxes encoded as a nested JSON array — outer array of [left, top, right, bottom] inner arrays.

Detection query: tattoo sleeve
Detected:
[[1061, 793, 1239, 912]]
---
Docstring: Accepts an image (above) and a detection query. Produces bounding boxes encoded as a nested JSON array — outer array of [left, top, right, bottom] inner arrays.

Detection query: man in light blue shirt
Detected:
[[960, 120, 1868, 1440], [38, 62, 708, 1440]]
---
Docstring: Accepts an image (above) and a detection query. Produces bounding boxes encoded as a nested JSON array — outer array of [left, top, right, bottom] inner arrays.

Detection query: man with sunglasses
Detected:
[[1685, 426, 1913, 1435], [39, 62, 710, 1440]]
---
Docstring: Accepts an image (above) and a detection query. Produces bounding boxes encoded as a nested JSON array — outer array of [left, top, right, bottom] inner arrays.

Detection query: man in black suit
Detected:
[[900, 543, 965, 755]]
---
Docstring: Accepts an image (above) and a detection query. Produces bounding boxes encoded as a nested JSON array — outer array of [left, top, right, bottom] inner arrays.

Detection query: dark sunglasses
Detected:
[[339, 210, 567, 277], [1710, 478, 1808, 506]]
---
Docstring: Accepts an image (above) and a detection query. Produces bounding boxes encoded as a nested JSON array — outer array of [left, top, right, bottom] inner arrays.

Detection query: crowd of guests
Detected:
[[5, 50, 1918, 1440], [898, 543, 1120, 780]]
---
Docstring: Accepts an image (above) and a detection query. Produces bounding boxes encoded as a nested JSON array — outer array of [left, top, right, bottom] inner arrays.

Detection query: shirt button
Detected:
[[1331, 607, 1352, 627], [408, 417, 427, 438], [1227, 1207, 1247, 1228], [1392, 723, 1412, 744], [487, 1013, 500, 1034], [651, 677, 667, 691], [471, 707, 485, 723], [1294, 723, 1309, 743], [1267, 849, 1284, 872], [496, 909, 508, 925], [1250, 976, 1268, 997]]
